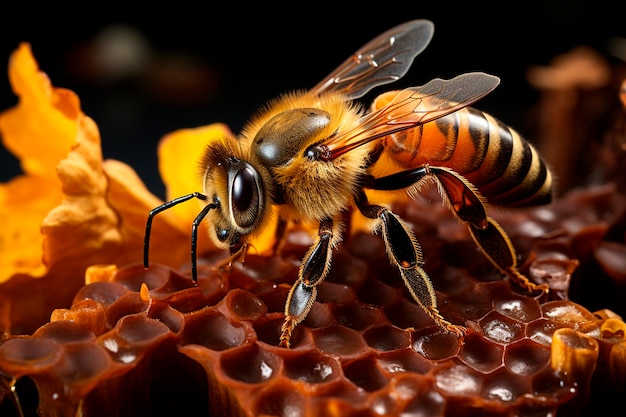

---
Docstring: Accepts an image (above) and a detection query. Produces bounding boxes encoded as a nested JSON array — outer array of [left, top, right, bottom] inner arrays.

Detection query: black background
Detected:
[[1, 2, 624, 199]]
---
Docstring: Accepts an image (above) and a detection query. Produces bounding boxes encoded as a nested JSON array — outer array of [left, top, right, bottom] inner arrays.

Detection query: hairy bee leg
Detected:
[[368, 166, 547, 293], [429, 166, 548, 293], [467, 219, 549, 293], [280, 218, 335, 348], [357, 199, 466, 337]]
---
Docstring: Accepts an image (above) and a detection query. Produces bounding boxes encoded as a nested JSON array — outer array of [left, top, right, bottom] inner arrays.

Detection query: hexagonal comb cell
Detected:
[[180, 308, 252, 351], [344, 355, 389, 391], [1, 185, 626, 417], [363, 325, 410, 351], [479, 311, 526, 345], [282, 350, 341, 384], [458, 333, 504, 373], [504, 340, 550, 376], [220, 343, 282, 384]]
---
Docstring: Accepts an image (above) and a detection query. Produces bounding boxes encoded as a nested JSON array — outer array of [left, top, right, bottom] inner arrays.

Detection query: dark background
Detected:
[[1, 2, 624, 199]]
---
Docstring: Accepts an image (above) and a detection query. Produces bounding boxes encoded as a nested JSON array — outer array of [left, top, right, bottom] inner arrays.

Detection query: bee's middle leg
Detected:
[[356, 192, 467, 336], [279, 218, 335, 348]]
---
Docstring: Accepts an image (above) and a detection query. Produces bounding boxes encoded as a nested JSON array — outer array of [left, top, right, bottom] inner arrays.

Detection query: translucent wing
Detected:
[[309, 20, 434, 100], [323, 72, 501, 158]]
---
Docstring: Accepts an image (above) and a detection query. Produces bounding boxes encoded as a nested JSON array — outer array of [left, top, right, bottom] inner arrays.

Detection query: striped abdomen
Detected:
[[385, 107, 553, 207]]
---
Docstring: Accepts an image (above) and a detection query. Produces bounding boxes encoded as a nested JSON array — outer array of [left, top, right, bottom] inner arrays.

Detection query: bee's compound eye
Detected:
[[232, 168, 255, 213], [229, 164, 261, 229]]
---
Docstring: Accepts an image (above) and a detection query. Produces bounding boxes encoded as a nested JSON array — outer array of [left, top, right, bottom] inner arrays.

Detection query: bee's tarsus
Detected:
[[279, 317, 297, 348], [506, 267, 550, 294]]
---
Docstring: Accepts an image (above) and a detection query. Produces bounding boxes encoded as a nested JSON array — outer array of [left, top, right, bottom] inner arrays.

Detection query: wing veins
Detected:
[[310, 20, 435, 99], [324, 72, 500, 159]]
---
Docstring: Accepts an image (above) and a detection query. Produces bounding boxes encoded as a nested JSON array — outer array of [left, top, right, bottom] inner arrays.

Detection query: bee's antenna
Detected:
[[143, 192, 209, 272], [190, 201, 218, 282]]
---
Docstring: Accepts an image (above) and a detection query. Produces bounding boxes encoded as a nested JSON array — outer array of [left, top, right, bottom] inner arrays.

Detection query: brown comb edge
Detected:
[[0, 182, 624, 417]]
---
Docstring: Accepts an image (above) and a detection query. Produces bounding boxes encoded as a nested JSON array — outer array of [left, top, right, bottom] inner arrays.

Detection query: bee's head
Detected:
[[201, 140, 271, 253]]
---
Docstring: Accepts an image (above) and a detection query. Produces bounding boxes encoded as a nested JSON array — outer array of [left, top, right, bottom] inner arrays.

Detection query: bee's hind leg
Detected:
[[368, 165, 548, 294], [356, 191, 467, 336], [425, 166, 548, 294]]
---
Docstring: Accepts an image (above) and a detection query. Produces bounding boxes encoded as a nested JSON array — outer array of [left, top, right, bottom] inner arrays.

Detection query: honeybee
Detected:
[[144, 19, 552, 348]]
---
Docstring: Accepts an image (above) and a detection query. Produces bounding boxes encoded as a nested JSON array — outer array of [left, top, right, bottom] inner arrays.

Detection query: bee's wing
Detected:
[[309, 19, 434, 100], [324, 72, 501, 158]]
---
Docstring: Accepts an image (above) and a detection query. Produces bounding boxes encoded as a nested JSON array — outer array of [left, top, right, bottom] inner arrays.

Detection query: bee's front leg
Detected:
[[356, 192, 467, 336], [279, 218, 335, 348]]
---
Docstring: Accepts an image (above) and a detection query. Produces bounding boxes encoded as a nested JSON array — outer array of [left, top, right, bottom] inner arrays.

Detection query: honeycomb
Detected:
[[1, 32, 626, 417], [1, 183, 625, 417]]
